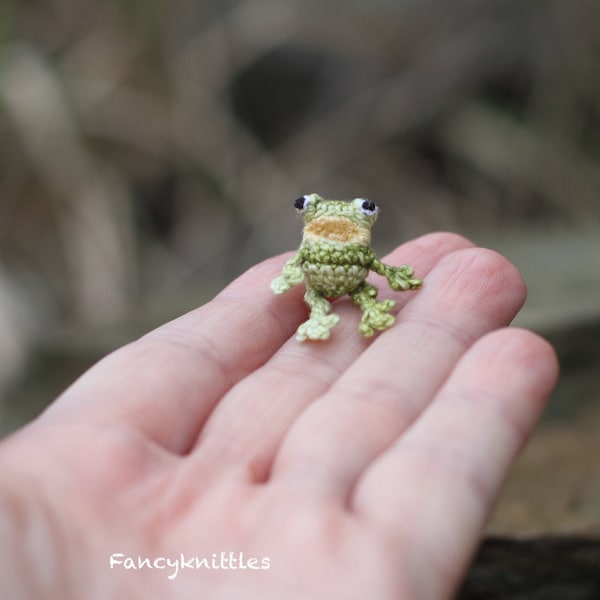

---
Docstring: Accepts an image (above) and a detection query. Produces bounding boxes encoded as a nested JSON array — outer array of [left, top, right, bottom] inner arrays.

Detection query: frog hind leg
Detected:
[[350, 283, 396, 337], [296, 288, 340, 341]]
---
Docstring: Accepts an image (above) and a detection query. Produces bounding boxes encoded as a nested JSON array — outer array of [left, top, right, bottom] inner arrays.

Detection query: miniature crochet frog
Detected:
[[271, 193, 422, 341]]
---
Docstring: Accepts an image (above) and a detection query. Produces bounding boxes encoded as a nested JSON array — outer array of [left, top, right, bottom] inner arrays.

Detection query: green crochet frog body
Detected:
[[271, 194, 422, 341]]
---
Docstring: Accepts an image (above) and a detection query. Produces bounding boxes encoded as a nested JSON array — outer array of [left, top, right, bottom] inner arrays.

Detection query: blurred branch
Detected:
[[231, 13, 531, 221], [440, 103, 600, 224], [0, 45, 136, 324]]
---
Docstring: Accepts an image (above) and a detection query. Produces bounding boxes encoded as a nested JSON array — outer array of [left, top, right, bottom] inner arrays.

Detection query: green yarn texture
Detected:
[[271, 194, 422, 341]]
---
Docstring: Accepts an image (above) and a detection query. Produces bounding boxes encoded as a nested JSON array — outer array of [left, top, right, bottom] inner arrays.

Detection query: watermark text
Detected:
[[109, 552, 270, 580]]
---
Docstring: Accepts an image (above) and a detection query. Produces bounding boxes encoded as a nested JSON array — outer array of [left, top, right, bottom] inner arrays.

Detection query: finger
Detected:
[[271, 247, 527, 499], [353, 329, 558, 598], [193, 233, 473, 478], [38, 254, 308, 454]]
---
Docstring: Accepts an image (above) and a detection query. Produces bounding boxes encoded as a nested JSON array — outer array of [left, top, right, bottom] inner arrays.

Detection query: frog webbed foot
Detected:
[[296, 288, 340, 341], [373, 259, 422, 291], [387, 265, 422, 291], [296, 313, 340, 341], [350, 283, 396, 337], [271, 255, 304, 294]]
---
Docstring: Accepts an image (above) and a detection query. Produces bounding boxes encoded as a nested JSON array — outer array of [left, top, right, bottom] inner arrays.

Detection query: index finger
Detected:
[[37, 254, 306, 454]]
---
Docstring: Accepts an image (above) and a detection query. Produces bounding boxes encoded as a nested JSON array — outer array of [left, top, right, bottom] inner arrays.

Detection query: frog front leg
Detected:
[[350, 282, 396, 337], [372, 257, 422, 291], [271, 253, 304, 294], [296, 287, 340, 341]]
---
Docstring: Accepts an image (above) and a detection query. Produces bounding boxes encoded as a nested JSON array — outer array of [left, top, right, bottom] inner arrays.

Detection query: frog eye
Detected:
[[357, 198, 378, 217], [294, 196, 309, 211], [294, 194, 318, 212]]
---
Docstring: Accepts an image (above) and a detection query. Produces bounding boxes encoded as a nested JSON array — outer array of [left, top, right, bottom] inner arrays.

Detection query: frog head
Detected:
[[294, 193, 378, 246]]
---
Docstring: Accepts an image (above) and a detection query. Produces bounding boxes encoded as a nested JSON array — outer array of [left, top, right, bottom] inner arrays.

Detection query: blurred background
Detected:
[[0, 0, 599, 538]]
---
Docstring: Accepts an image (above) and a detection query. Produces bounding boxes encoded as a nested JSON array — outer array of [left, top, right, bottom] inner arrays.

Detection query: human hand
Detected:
[[0, 233, 558, 599]]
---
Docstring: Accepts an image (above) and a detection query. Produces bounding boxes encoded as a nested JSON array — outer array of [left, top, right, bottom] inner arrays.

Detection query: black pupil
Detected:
[[294, 197, 306, 210], [362, 200, 376, 213]]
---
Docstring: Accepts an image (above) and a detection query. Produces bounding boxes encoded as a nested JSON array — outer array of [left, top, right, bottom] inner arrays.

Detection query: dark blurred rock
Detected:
[[228, 43, 378, 147], [459, 536, 600, 600]]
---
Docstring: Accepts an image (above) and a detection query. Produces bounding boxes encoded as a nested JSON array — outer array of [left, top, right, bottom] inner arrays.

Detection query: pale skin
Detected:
[[0, 233, 558, 599]]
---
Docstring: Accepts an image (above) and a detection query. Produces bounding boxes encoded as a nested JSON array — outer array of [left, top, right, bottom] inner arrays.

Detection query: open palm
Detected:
[[0, 233, 557, 599]]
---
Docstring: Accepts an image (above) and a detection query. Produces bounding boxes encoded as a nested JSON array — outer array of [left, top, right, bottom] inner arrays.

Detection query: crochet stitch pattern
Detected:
[[271, 193, 422, 341]]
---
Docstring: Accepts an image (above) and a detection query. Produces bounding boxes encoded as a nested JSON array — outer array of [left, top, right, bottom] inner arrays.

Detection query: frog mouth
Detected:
[[303, 216, 370, 245]]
